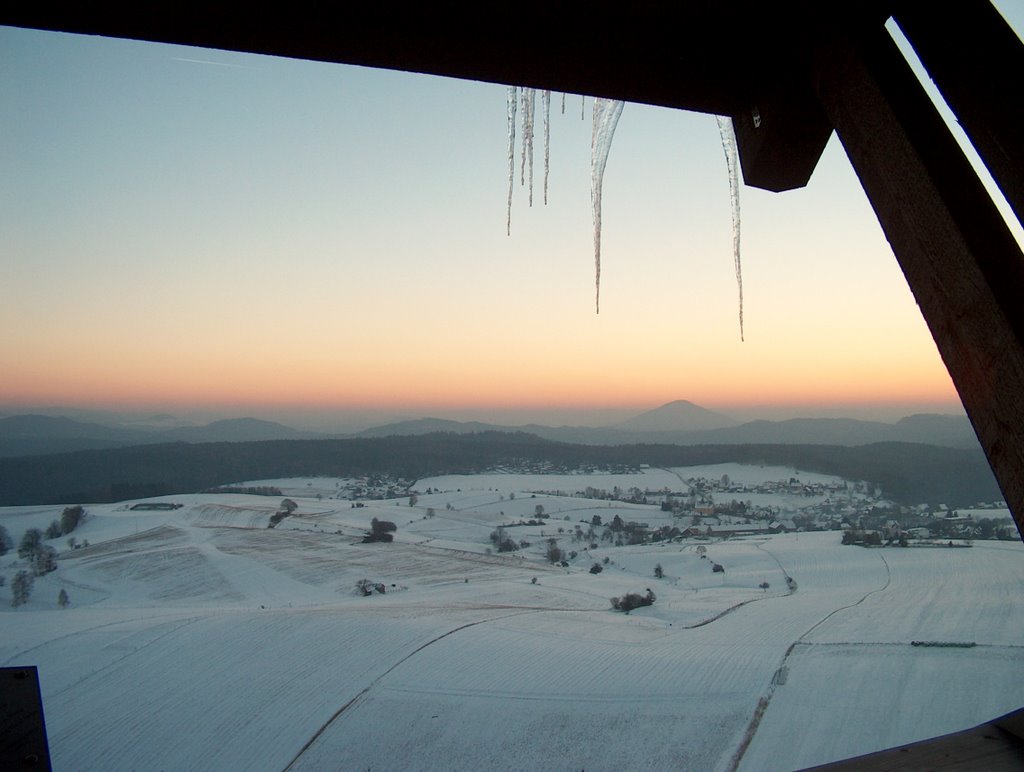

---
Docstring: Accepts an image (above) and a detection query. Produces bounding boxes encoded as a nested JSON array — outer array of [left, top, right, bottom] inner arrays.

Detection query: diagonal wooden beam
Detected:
[[812, 25, 1024, 535], [894, 0, 1024, 228], [805, 706, 1024, 770]]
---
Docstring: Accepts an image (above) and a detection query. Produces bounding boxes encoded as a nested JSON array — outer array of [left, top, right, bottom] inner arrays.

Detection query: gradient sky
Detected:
[[3, 12, 1022, 430]]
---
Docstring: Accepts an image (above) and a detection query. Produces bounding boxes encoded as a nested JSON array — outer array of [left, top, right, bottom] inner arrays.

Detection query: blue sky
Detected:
[[2, 10, 1021, 430]]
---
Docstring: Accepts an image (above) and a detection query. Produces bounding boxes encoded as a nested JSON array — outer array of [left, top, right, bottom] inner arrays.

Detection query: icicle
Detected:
[[542, 90, 551, 205], [561, 92, 565, 115], [506, 86, 517, 236], [591, 98, 625, 314], [526, 88, 536, 206], [581, 94, 585, 120], [520, 87, 537, 202], [716, 115, 744, 341], [520, 88, 529, 186]]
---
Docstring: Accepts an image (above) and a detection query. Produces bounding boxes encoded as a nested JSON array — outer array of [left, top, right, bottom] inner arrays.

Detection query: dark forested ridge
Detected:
[[0, 431, 1002, 508]]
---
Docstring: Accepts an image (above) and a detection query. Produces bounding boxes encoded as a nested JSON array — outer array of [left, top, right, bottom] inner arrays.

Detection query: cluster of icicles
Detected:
[[506, 86, 744, 341]]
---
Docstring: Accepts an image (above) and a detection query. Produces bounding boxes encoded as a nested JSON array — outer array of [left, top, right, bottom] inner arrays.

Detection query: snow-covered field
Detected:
[[2, 464, 1022, 771]]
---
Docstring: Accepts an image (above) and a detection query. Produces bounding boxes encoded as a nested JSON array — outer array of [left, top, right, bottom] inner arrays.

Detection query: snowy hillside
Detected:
[[2, 464, 1021, 771]]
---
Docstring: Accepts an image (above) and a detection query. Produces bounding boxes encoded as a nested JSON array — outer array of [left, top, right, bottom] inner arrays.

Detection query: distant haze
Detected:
[[278, 400, 966, 433], [0, 398, 965, 435]]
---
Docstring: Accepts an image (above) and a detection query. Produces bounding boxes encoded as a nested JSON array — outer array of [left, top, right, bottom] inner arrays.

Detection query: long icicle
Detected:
[[506, 86, 517, 236], [542, 90, 551, 205], [526, 88, 536, 206], [715, 115, 744, 341], [520, 88, 529, 186], [592, 98, 625, 314]]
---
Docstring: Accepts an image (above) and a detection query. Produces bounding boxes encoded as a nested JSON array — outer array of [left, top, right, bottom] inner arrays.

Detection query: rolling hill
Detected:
[[2, 470, 1020, 770]]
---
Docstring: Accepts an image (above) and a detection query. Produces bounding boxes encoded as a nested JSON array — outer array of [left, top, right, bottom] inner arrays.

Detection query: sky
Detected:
[[2, 12, 1022, 431]]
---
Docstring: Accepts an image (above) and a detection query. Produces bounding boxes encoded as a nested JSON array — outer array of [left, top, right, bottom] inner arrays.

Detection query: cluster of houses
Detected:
[[342, 476, 415, 500], [680, 522, 788, 538], [526, 470, 1015, 546], [318, 465, 1015, 547], [842, 508, 1016, 546]]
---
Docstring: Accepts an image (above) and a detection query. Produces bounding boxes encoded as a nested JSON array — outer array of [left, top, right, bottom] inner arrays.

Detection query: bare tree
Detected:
[[546, 538, 563, 563], [18, 528, 43, 559], [31, 546, 58, 576], [61, 505, 85, 535], [11, 570, 33, 608]]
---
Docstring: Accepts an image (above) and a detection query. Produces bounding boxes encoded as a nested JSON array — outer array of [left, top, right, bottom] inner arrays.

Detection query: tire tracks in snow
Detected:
[[281, 609, 541, 771], [42, 615, 207, 700], [726, 549, 891, 772], [2, 610, 203, 667], [679, 541, 796, 631], [799, 551, 891, 641]]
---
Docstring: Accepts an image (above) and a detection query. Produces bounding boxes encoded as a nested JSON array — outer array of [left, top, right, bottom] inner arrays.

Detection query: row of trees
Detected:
[[0, 506, 85, 560], [489, 527, 526, 552], [41, 506, 86, 541], [1, 507, 84, 608]]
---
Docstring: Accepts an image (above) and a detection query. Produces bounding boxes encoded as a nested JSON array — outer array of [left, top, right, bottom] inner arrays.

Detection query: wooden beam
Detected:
[[0, 4, 752, 116], [804, 706, 1024, 770], [0, 3, 885, 166], [812, 26, 1024, 534], [730, 4, 890, 192], [0, 667, 51, 771], [894, 0, 1024, 227], [732, 84, 834, 192]]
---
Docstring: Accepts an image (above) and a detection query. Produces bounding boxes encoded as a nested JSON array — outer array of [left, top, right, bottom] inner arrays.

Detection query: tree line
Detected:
[[0, 433, 1001, 508]]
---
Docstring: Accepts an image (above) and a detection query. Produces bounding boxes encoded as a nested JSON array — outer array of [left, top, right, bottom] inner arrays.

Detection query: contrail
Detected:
[[170, 57, 255, 69]]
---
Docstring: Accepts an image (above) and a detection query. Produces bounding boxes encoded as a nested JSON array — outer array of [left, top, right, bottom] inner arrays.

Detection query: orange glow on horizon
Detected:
[[0, 361, 962, 417]]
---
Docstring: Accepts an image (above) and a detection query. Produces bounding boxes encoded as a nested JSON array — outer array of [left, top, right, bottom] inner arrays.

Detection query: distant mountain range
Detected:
[[0, 415, 329, 457], [354, 410, 979, 451], [0, 401, 980, 458], [161, 418, 324, 443]]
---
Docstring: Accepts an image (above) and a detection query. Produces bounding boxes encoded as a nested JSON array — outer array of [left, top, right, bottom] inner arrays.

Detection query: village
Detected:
[[222, 463, 1014, 549]]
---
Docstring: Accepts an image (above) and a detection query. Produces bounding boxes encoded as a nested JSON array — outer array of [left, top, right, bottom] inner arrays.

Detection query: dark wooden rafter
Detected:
[[810, 18, 1024, 536], [0, 3, 886, 193], [2, 5, 760, 115], [808, 705, 1024, 770], [894, 1, 1024, 228], [731, 81, 833, 193], [727, 6, 883, 192]]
